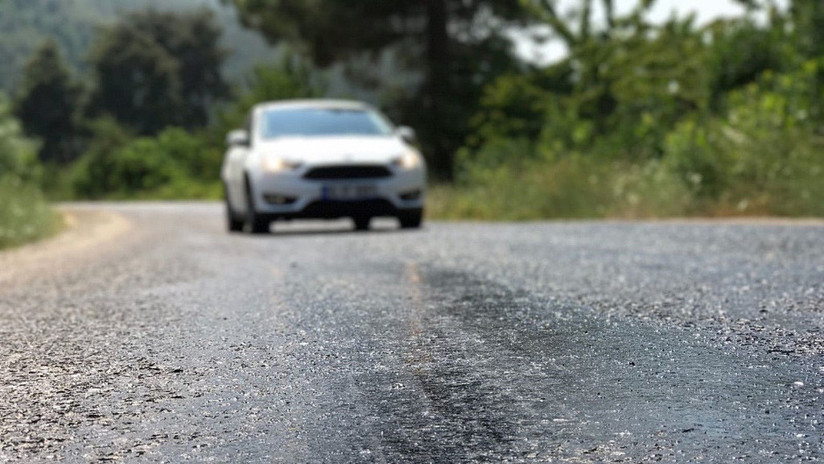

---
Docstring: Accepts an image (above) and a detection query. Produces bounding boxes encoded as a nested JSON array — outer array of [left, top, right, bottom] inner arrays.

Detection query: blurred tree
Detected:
[[521, 0, 658, 128], [88, 23, 183, 135], [71, 121, 223, 199], [70, 117, 133, 198], [0, 94, 40, 183], [14, 40, 83, 164], [220, 54, 324, 130], [491, 0, 710, 161], [88, 10, 229, 135], [733, 0, 824, 58], [789, 0, 824, 58], [521, 0, 655, 47], [230, 0, 530, 179], [704, 19, 792, 112], [0, 0, 283, 96], [125, 10, 230, 127], [208, 53, 325, 152]]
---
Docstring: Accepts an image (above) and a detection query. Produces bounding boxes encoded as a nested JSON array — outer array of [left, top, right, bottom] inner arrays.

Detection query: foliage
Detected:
[[0, 94, 56, 249], [88, 25, 182, 135], [0, 0, 281, 95], [88, 9, 229, 135], [217, 54, 325, 133], [433, 1, 824, 220], [123, 9, 230, 128], [0, 0, 103, 93], [470, 14, 709, 165], [661, 61, 824, 215], [71, 120, 221, 199], [705, 19, 795, 111], [14, 40, 84, 164], [70, 118, 133, 198], [0, 94, 40, 184], [0, 175, 59, 250], [431, 141, 691, 220], [232, 0, 531, 179], [3, 0, 824, 222], [789, 0, 824, 58]]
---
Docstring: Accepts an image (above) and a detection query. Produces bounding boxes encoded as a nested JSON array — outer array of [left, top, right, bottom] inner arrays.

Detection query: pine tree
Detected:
[[14, 40, 83, 164]]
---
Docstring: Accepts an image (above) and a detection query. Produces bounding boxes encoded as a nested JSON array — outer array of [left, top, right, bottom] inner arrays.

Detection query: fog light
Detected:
[[264, 194, 297, 205], [399, 189, 422, 201]]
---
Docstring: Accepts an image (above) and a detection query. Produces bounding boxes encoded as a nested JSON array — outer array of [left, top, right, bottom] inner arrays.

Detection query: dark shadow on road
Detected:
[[236, 223, 426, 238]]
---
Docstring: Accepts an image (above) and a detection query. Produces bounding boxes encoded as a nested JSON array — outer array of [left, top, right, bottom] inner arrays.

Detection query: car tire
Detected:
[[353, 216, 371, 231], [244, 178, 270, 234], [398, 209, 423, 229], [225, 189, 244, 233]]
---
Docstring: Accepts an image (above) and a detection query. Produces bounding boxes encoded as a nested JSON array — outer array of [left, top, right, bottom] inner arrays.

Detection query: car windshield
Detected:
[[260, 107, 394, 139]]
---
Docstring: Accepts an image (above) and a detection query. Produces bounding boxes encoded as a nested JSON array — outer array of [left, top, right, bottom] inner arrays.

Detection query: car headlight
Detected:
[[262, 156, 302, 173], [392, 150, 422, 170]]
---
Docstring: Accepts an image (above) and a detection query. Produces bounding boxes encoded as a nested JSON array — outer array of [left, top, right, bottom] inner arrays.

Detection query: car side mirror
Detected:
[[397, 126, 417, 145], [226, 129, 250, 147]]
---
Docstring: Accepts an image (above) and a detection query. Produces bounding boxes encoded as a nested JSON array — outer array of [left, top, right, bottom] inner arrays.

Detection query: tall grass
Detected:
[[427, 133, 824, 221], [427, 158, 692, 221], [0, 176, 60, 249]]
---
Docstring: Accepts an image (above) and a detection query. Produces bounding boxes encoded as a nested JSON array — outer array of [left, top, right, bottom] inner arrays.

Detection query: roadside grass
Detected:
[[0, 176, 61, 250], [426, 153, 824, 221], [427, 158, 693, 221], [95, 180, 223, 201]]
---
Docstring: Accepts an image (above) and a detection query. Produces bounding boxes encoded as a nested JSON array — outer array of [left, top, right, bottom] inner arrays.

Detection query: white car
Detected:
[[221, 100, 426, 234]]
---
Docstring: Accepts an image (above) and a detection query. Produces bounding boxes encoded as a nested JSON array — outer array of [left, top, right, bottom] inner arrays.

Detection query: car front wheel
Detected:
[[353, 216, 371, 231], [244, 178, 270, 234], [225, 188, 244, 233], [398, 209, 423, 229]]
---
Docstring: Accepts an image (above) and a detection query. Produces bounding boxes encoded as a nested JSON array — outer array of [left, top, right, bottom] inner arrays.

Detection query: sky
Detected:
[[514, 0, 781, 64]]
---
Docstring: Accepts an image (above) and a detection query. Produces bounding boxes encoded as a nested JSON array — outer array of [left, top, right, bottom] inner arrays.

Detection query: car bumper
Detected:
[[247, 167, 425, 218]]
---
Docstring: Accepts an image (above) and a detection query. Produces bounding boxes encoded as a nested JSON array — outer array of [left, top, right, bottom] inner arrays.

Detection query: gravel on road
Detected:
[[1, 203, 822, 462]]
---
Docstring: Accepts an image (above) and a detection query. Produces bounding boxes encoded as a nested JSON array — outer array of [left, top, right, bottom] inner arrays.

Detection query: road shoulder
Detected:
[[0, 208, 132, 291]]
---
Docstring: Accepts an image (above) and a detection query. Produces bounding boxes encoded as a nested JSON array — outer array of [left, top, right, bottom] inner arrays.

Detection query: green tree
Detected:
[[88, 9, 229, 135], [473, 2, 709, 162], [733, 0, 824, 58], [0, 93, 40, 183], [521, 0, 660, 130], [72, 122, 223, 199], [219, 54, 324, 132], [791, 0, 824, 58], [0, 93, 54, 249], [14, 40, 83, 164], [124, 10, 230, 127], [88, 24, 183, 135], [231, 0, 530, 179], [71, 118, 133, 198], [704, 19, 792, 112]]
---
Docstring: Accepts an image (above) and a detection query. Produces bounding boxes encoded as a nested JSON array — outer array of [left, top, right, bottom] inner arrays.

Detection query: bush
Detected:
[[657, 61, 824, 216], [0, 175, 58, 249], [431, 154, 691, 221], [661, 118, 730, 199], [0, 94, 40, 183], [0, 95, 57, 249], [434, 20, 824, 221], [70, 117, 132, 198], [72, 120, 222, 199]]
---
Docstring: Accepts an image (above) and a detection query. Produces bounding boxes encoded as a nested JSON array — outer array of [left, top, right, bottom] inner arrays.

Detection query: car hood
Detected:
[[254, 136, 408, 164]]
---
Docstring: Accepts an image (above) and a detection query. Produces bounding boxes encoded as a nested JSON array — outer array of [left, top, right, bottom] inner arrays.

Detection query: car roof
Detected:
[[254, 99, 376, 113]]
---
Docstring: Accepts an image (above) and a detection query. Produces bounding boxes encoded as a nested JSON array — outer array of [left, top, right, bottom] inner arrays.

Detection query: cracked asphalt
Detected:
[[1, 203, 822, 462]]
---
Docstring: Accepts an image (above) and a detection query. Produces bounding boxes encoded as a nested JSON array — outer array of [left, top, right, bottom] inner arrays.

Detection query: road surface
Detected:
[[1, 203, 822, 462]]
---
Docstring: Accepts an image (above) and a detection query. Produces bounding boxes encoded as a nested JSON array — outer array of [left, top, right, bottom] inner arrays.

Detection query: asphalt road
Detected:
[[1, 203, 823, 462]]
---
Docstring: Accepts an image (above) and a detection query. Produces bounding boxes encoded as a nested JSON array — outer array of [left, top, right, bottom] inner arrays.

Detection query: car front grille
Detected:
[[303, 164, 392, 180]]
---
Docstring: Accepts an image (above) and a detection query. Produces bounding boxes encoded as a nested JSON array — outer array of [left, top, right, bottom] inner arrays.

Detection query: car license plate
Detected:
[[322, 184, 377, 201]]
